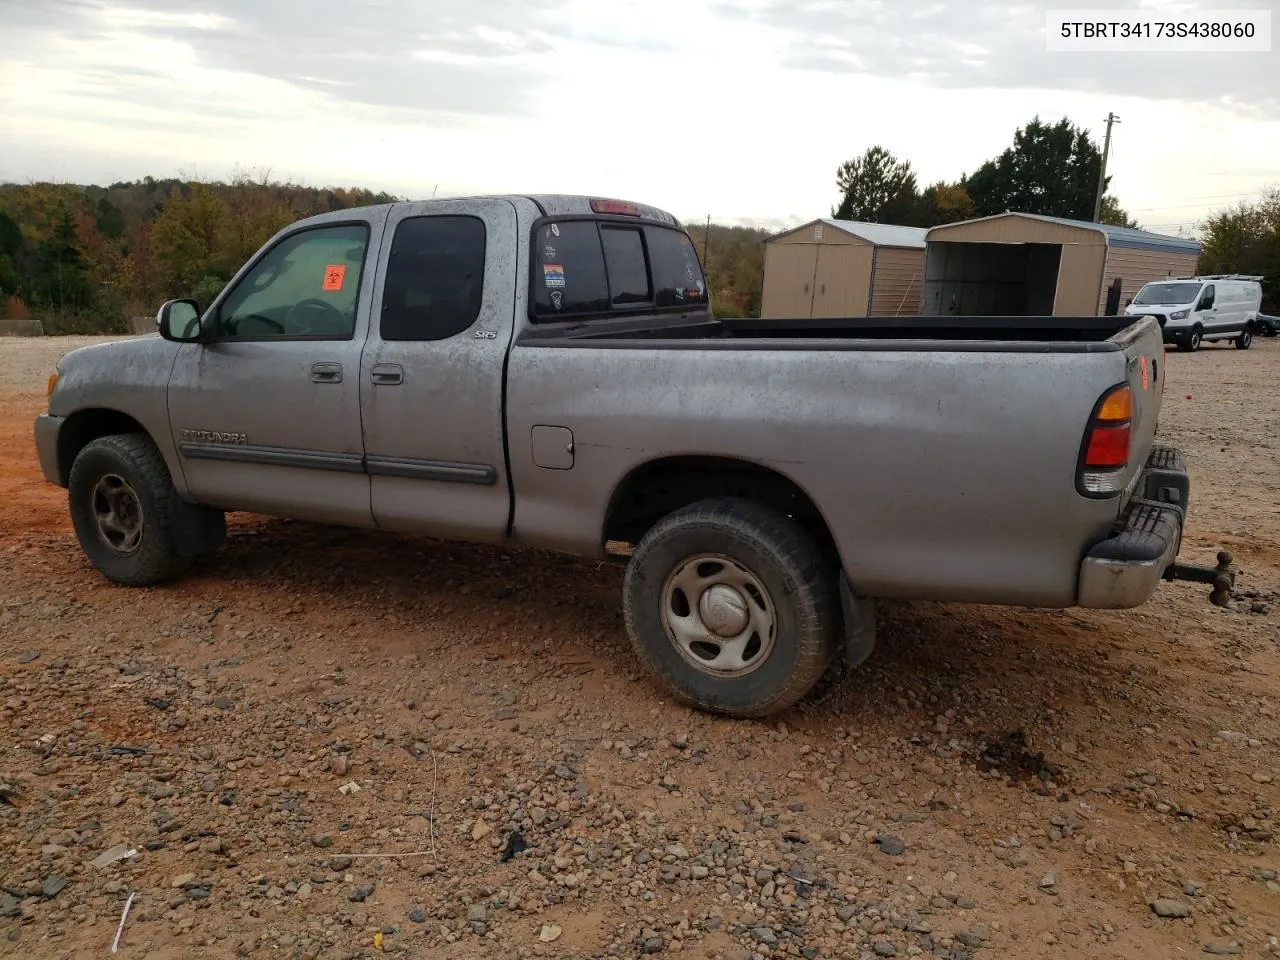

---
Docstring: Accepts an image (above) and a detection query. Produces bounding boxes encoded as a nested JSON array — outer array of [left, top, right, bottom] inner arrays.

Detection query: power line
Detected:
[[1130, 195, 1265, 213]]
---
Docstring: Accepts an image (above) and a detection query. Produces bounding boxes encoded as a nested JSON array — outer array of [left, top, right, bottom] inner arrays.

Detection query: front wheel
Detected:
[[68, 434, 220, 586], [1236, 328, 1253, 350], [621, 498, 841, 718]]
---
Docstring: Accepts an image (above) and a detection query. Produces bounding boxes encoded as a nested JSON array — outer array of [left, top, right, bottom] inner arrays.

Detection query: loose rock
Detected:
[[1152, 899, 1192, 919]]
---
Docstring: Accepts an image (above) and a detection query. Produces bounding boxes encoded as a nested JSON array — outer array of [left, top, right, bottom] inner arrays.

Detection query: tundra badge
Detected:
[[180, 429, 247, 445]]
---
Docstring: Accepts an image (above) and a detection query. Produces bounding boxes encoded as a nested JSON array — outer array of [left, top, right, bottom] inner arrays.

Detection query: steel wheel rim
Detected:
[[1190, 331, 1201, 348], [659, 553, 776, 678], [90, 474, 143, 555]]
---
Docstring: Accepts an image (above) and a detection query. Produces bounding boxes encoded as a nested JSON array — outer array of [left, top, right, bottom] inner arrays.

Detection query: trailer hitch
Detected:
[[1164, 550, 1236, 607]]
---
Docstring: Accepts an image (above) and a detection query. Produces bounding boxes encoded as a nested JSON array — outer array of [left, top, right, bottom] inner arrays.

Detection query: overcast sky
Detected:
[[1, 0, 1276, 235]]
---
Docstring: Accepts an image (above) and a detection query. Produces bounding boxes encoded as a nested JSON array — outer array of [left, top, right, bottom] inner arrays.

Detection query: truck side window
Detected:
[[532, 222, 610, 317], [380, 216, 487, 341], [216, 224, 369, 340]]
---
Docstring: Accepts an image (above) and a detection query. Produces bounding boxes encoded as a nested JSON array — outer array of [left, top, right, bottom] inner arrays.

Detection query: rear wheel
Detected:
[[621, 498, 841, 718], [1235, 328, 1253, 350], [68, 434, 223, 586]]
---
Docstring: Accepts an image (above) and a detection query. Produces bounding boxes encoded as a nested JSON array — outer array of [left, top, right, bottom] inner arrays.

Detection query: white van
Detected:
[[1124, 275, 1263, 351]]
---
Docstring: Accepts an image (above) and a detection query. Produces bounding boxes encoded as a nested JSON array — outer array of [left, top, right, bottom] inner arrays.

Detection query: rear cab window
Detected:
[[531, 218, 708, 321]]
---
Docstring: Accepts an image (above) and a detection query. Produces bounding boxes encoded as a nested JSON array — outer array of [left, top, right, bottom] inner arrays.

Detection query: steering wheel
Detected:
[[285, 298, 345, 335]]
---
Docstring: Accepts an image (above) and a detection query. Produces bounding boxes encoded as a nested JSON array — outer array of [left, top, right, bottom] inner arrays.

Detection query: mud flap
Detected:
[[838, 572, 877, 668]]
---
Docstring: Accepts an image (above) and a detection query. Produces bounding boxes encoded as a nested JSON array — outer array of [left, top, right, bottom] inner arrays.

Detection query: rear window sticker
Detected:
[[543, 263, 566, 288]]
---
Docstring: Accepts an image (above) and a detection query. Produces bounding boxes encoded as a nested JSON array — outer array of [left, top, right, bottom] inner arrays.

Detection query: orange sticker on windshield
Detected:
[[322, 264, 346, 291]]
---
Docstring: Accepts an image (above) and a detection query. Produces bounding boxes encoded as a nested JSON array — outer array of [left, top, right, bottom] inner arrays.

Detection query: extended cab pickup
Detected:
[[35, 195, 1216, 717]]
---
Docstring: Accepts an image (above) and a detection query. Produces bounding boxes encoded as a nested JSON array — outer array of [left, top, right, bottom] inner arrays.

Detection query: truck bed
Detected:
[[522, 314, 1145, 352]]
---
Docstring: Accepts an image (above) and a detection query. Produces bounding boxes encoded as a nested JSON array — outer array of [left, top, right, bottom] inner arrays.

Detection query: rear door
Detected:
[[359, 199, 518, 542]]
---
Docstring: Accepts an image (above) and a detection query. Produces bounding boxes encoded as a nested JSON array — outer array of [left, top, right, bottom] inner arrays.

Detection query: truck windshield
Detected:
[[532, 219, 707, 320], [1132, 282, 1202, 305]]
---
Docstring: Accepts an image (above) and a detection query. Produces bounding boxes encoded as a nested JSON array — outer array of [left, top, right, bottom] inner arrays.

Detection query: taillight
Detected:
[[1079, 384, 1132, 496]]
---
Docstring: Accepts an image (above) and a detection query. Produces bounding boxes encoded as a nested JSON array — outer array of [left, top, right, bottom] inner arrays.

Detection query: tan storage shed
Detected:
[[921, 213, 1201, 317], [761, 219, 928, 319]]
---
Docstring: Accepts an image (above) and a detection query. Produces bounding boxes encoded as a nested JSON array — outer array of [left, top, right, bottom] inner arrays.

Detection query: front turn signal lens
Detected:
[[47, 372, 58, 397]]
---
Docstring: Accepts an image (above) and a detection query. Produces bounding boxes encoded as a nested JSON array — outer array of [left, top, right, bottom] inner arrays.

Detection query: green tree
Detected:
[[94, 195, 126, 240], [1098, 195, 1139, 228], [1199, 189, 1279, 308], [833, 146, 922, 224], [31, 207, 95, 314], [965, 116, 1111, 221], [0, 211, 21, 298], [151, 184, 232, 294]]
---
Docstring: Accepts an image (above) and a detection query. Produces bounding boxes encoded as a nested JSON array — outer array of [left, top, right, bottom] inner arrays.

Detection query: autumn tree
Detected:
[[151, 184, 232, 297], [684, 223, 770, 317], [919, 182, 974, 226], [833, 146, 922, 224], [0, 176, 441, 331], [222, 177, 298, 267]]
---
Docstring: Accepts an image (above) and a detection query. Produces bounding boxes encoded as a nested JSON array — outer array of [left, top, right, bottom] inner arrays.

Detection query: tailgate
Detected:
[[1114, 315, 1165, 491]]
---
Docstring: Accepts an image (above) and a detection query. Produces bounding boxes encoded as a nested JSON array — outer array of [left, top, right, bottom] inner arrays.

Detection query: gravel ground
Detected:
[[0, 334, 1278, 960]]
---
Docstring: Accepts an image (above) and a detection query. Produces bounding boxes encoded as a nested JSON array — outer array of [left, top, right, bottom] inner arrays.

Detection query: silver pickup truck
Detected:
[[34, 194, 1227, 718]]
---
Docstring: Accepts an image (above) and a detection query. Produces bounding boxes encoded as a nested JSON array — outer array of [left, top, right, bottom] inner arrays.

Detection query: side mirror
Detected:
[[156, 299, 204, 342]]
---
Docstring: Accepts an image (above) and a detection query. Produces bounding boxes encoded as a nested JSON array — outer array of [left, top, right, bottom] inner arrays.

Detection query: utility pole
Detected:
[[1093, 112, 1120, 222], [703, 214, 711, 267]]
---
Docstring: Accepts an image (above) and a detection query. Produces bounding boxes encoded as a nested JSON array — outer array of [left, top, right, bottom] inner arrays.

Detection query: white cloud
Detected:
[[0, 0, 1275, 236], [100, 7, 233, 30]]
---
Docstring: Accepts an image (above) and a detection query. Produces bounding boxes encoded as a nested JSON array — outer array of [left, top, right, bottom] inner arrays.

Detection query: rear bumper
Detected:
[[34, 414, 65, 487], [1077, 444, 1189, 609]]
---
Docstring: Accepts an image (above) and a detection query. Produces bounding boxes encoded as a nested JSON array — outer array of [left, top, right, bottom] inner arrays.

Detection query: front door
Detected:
[[167, 212, 389, 526], [359, 199, 517, 542]]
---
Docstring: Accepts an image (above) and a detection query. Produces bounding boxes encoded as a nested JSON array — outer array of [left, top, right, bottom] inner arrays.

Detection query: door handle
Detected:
[[370, 363, 404, 386], [311, 362, 343, 384]]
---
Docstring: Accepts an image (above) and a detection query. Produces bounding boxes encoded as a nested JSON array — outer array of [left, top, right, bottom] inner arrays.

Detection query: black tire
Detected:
[[621, 498, 841, 718], [1235, 328, 1253, 350], [68, 433, 218, 586], [1185, 327, 1202, 352]]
